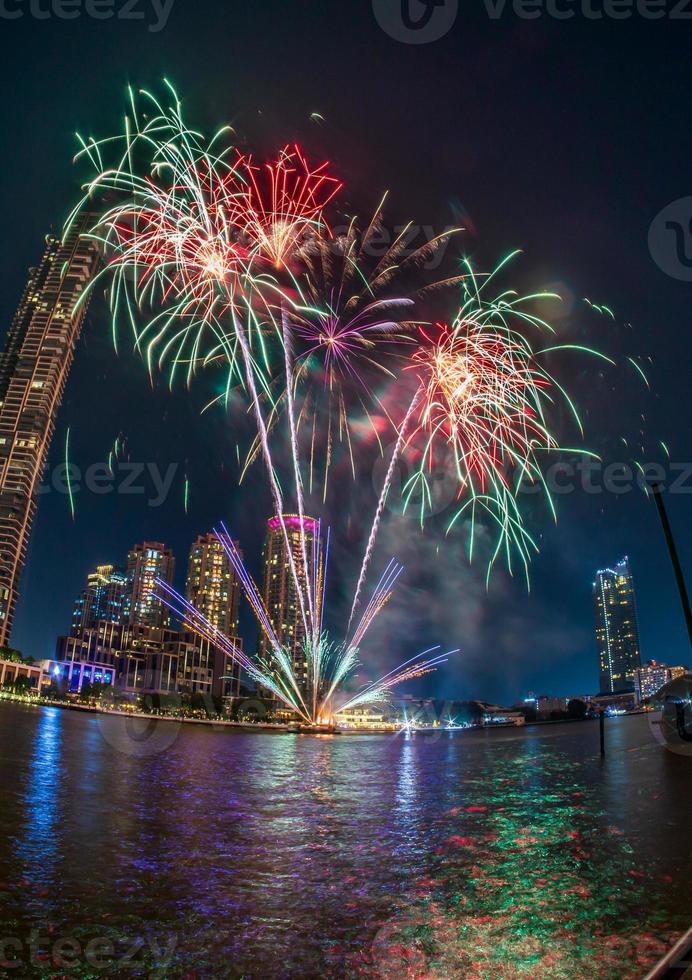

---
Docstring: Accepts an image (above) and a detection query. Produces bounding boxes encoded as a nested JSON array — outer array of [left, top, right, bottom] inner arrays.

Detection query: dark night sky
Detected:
[[0, 0, 690, 704]]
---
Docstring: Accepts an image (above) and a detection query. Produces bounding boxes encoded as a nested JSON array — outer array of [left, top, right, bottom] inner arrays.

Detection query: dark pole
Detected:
[[652, 484, 692, 648], [599, 710, 605, 756]]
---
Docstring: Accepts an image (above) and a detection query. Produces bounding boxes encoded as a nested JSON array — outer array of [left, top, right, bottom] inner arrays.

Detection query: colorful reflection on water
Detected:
[[0, 705, 689, 978]]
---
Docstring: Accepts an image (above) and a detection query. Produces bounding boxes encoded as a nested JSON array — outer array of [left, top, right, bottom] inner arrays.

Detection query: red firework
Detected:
[[232, 144, 343, 269]]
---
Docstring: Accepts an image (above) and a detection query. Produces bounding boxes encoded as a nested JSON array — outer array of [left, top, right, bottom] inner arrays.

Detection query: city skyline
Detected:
[[1, 20, 690, 704], [53, 532, 245, 702], [34, 518, 688, 703]]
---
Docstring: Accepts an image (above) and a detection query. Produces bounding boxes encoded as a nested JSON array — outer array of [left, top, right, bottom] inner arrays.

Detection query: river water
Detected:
[[0, 703, 689, 978]]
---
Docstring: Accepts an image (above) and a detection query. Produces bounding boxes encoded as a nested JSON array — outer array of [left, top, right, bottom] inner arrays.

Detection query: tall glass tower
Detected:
[[593, 556, 642, 693], [126, 542, 175, 628], [186, 532, 241, 637], [71, 564, 129, 632], [0, 216, 99, 646], [260, 514, 318, 687]]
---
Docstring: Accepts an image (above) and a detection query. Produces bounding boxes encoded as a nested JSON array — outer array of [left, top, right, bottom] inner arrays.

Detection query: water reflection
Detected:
[[395, 737, 418, 813], [0, 707, 688, 979], [14, 707, 63, 887]]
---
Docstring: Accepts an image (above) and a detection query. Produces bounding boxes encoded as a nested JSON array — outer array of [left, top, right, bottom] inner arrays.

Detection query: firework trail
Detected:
[[289, 202, 461, 496], [280, 305, 317, 640], [348, 388, 422, 631], [183, 471, 190, 514], [156, 525, 452, 722], [231, 145, 343, 643], [107, 433, 126, 474], [65, 427, 76, 520]]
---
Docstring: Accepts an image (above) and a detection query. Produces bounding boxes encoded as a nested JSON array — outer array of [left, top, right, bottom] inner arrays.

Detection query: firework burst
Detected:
[[285, 202, 462, 496], [69, 83, 615, 724], [232, 144, 342, 271], [403, 255, 607, 581]]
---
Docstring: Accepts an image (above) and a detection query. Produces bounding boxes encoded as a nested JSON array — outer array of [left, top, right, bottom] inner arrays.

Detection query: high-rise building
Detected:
[[72, 563, 129, 632], [185, 533, 241, 637], [260, 514, 318, 687], [635, 661, 689, 703], [0, 215, 99, 645], [167, 631, 240, 702], [126, 542, 175, 628], [593, 557, 642, 694], [185, 533, 242, 703]]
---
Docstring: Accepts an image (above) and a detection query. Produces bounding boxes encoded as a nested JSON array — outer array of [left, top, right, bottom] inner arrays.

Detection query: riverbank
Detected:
[[0, 692, 297, 733], [0, 691, 652, 737]]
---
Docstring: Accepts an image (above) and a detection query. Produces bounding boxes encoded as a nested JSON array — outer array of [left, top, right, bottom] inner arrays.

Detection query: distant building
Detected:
[[57, 619, 123, 669], [116, 623, 179, 693], [593, 557, 642, 694], [72, 564, 128, 631], [0, 656, 50, 694], [186, 533, 241, 637], [481, 704, 525, 727], [635, 661, 690, 703], [520, 695, 569, 718], [0, 215, 99, 645], [588, 690, 638, 713], [168, 631, 240, 702], [126, 542, 175, 628], [41, 650, 117, 694], [259, 514, 319, 689], [55, 582, 241, 703]]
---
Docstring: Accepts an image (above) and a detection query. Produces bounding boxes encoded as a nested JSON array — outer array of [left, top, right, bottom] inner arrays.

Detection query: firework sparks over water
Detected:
[[69, 81, 619, 723], [156, 525, 456, 724]]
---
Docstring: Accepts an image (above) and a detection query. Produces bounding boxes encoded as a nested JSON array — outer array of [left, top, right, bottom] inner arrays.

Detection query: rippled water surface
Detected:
[[0, 703, 690, 978]]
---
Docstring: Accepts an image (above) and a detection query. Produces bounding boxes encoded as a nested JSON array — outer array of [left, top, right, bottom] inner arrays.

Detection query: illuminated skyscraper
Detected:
[[260, 514, 318, 686], [593, 557, 642, 694], [186, 533, 241, 637], [185, 532, 243, 702], [126, 542, 175, 628], [0, 215, 99, 645], [71, 564, 129, 632]]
